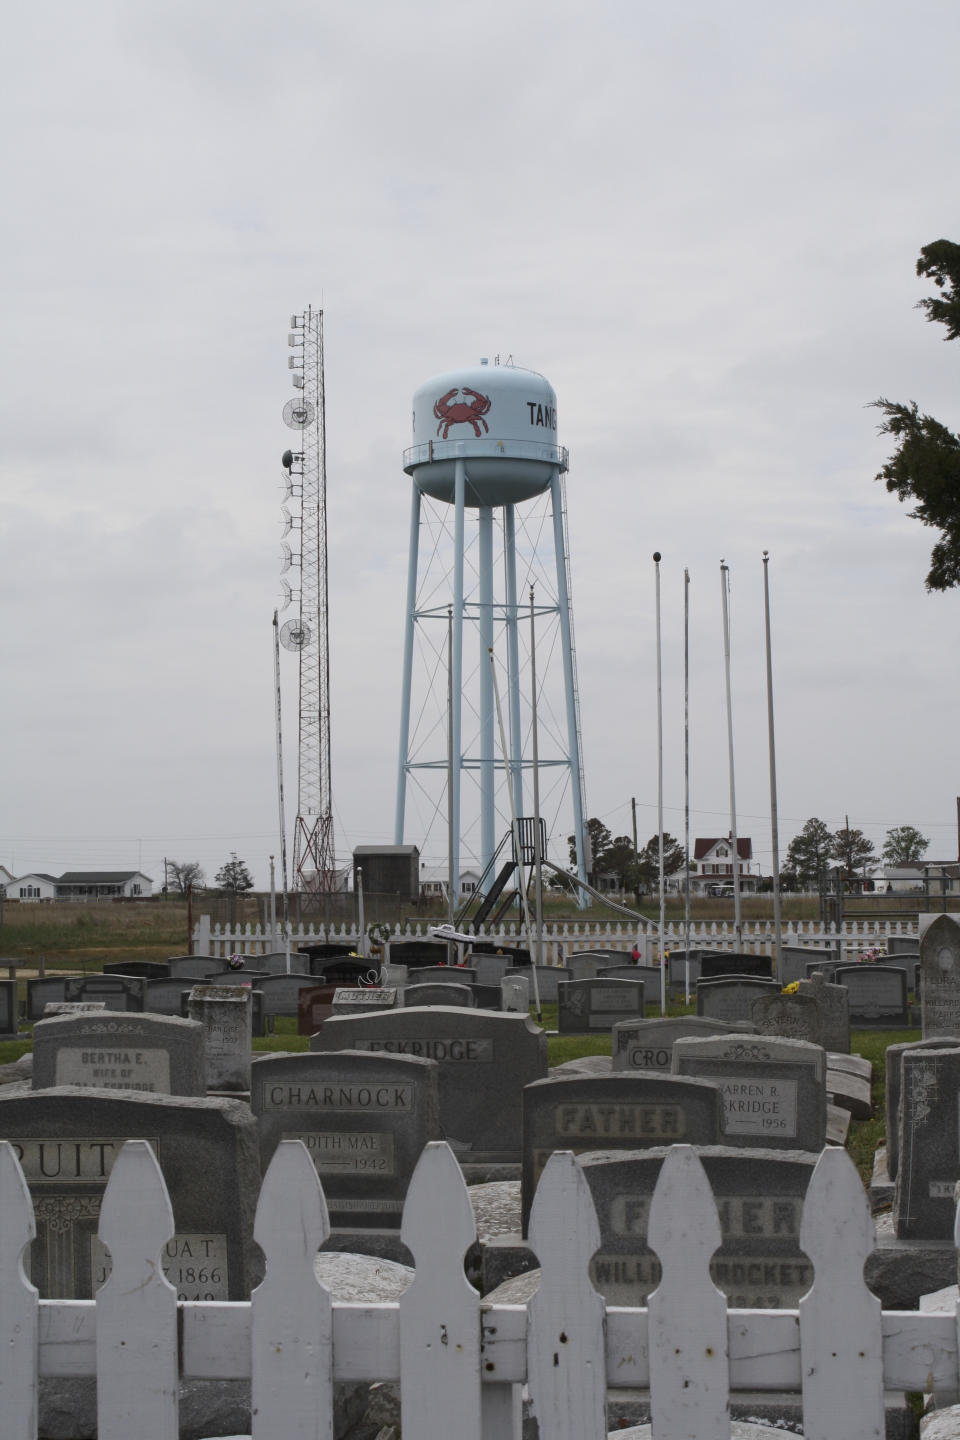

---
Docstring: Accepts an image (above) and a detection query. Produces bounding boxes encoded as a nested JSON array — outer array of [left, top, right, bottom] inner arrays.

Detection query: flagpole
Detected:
[[683, 567, 691, 1003], [654, 552, 666, 1013], [720, 562, 743, 948], [763, 551, 784, 978], [529, 587, 545, 969]]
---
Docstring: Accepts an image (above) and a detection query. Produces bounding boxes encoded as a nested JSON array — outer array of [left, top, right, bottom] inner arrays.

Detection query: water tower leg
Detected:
[[550, 471, 589, 905], [479, 505, 495, 884], [503, 504, 524, 821], [394, 483, 422, 843], [451, 459, 466, 899]]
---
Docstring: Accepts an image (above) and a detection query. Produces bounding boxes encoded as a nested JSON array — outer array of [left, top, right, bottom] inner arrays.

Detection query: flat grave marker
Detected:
[[0, 979, 18, 1036], [403, 982, 475, 1008]]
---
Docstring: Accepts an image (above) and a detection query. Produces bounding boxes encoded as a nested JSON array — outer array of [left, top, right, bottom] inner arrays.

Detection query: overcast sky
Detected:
[[2, 0, 959, 893]]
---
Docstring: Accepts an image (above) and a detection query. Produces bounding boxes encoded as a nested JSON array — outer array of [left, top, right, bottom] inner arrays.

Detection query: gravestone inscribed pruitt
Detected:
[[920, 914, 960, 1038], [578, 1145, 818, 1307], [521, 1073, 723, 1229], [32, 1013, 205, 1096], [312, 1007, 547, 1161], [251, 1050, 440, 1228], [0, 1088, 260, 1299]]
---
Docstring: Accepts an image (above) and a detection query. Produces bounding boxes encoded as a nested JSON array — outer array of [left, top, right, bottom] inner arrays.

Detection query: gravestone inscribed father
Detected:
[[673, 1034, 827, 1152], [32, 1013, 205, 1096], [894, 1046, 960, 1239], [188, 985, 252, 1091], [0, 1087, 260, 1299], [557, 978, 645, 1034], [579, 1145, 818, 1307], [521, 1073, 723, 1229], [920, 914, 960, 1038], [252, 1049, 439, 1228], [312, 1007, 547, 1161]]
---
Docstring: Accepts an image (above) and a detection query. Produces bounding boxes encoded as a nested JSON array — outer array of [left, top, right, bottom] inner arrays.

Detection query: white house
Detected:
[[7, 871, 153, 902], [686, 837, 756, 896], [419, 866, 482, 900]]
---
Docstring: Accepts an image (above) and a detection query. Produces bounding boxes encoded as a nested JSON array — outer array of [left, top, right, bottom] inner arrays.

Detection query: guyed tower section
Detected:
[[394, 359, 589, 901], [279, 307, 337, 904]]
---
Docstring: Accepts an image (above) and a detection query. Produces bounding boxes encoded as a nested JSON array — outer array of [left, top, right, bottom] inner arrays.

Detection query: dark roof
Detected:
[[693, 837, 752, 861], [57, 871, 151, 884], [353, 846, 419, 857]]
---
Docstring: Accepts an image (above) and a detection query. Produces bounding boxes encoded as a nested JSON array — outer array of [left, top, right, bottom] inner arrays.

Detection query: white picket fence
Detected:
[[2, 1137, 956, 1440], [193, 913, 919, 964]]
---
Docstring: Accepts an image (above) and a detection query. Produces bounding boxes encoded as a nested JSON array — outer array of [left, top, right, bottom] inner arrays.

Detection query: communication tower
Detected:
[[279, 307, 337, 902], [395, 358, 588, 896]]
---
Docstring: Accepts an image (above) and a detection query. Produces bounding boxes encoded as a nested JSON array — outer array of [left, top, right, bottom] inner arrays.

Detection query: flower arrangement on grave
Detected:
[[858, 945, 886, 964], [782, 981, 800, 994], [228, 954, 244, 971]]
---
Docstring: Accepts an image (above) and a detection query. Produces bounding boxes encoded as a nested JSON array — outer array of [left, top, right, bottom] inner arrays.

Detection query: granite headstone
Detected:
[[696, 976, 780, 1023], [612, 1016, 752, 1073], [920, 914, 960, 1038], [32, 1013, 206, 1096], [187, 985, 253, 1092], [834, 965, 909, 1028], [672, 1034, 827, 1152], [557, 977, 646, 1034]]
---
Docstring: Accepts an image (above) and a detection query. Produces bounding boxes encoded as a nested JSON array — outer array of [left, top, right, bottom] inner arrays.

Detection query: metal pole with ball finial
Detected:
[[654, 553, 666, 1012]]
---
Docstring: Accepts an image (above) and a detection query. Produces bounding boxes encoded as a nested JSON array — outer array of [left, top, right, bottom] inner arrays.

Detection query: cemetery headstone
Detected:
[[667, 950, 703, 991], [578, 1145, 819, 1307], [700, 953, 774, 980], [0, 979, 18, 1036], [312, 1007, 547, 1162], [749, 991, 824, 1045], [380, 962, 408, 986], [249, 951, 311, 975], [385, 940, 449, 968], [471, 954, 512, 987], [167, 956, 222, 979], [612, 1016, 752, 1073], [63, 974, 146, 1012], [43, 1002, 107, 1018], [32, 1013, 206, 1096], [297, 983, 338, 1036], [253, 972, 320, 1021], [330, 987, 399, 1017], [403, 982, 475, 1008], [894, 1046, 960, 1238], [406, 965, 478, 986], [884, 1037, 960, 1182], [887, 934, 921, 956], [473, 985, 503, 1010], [696, 976, 780, 1023], [251, 1049, 440, 1228], [920, 914, 960, 1038], [501, 974, 530, 1013], [144, 978, 199, 1017], [778, 946, 839, 987], [566, 951, 615, 981], [507, 965, 569, 1003], [0, 1087, 261, 1299], [557, 977, 646, 1034], [26, 977, 68, 1024], [834, 964, 909, 1028], [102, 961, 170, 979], [309, 956, 377, 984], [187, 985, 252, 1091], [672, 1034, 827, 1152], [796, 971, 850, 1053], [598, 963, 661, 990], [804, 959, 838, 980], [521, 1072, 724, 1228]]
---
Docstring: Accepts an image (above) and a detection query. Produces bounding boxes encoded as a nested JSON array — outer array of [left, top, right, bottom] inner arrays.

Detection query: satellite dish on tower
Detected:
[[280, 619, 311, 651], [283, 398, 315, 429]]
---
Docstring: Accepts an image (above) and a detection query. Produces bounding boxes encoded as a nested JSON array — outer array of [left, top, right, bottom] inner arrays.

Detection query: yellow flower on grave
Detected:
[[782, 981, 800, 994]]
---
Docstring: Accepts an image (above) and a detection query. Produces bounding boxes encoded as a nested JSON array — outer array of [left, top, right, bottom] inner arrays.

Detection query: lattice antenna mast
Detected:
[[281, 307, 336, 898]]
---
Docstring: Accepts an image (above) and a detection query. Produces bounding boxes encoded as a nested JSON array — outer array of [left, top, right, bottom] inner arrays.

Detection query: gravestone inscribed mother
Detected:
[[578, 1145, 819, 1307], [312, 1007, 547, 1162], [32, 1013, 205, 1096], [0, 1088, 260, 1299], [521, 1073, 723, 1229], [834, 965, 908, 1028], [557, 978, 645, 1034], [696, 976, 779, 1023], [894, 1046, 960, 1239], [920, 914, 960, 1038], [672, 1034, 826, 1152], [251, 1049, 440, 1228], [188, 985, 252, 1091]]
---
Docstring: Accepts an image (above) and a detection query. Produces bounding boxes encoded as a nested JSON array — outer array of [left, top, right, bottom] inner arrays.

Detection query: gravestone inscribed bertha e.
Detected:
[[894, 1047, 960, 1239], [32, 1013, 206, 1096], [579, 1145, 819, 1307], [188, 985, 252, 1091], [252, 1050, 440, 1228], [311, 1007, 547, 1162], [834, 965, 909, 1028], [521, 1073, 723, 1230], [672, 1034, 827, 1152], [920, 914, 960, 1038], [557, 978, 645, 1034], [0, 1087, 260, 1300]]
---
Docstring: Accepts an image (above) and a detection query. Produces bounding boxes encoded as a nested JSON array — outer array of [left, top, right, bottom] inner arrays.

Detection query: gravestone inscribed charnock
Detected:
[[312, 1007, 547, 1161], [834, 965, 909, 1028], [696, 976, 780, 1023], [612, 1016, 750, 1073], [578, 1146, 818, 1308], [920, 914, 960, 1038], [251, 1050, 440, 1228], [521, 1073, 723, 1229], [557, 978, 645, 1034], [0, 1088, 260, 1300], [672, 1034, 827, 1152], [32, 1013, 206, 1096], [894, 1047, 960, 1239], [188, 986, 252, 1091]]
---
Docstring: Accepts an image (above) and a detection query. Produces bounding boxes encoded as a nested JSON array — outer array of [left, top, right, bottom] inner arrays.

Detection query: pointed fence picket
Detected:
[[3, 1137, 960, 1440]]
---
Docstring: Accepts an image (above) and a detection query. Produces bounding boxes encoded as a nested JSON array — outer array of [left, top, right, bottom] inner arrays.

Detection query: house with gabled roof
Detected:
[[687, 836, 756, 895], [6, 871, 153, 901]]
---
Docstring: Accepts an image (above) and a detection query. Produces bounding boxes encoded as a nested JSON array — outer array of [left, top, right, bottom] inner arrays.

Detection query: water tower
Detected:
[[394, 358, 588, 897]]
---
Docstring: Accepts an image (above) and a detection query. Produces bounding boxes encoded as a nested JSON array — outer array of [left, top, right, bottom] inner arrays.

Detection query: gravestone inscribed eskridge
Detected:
[[557, 977, 646, 1034], [612, 1016, 750, 1073], [188, 985, 252, 1091], [672, 1034, 827, 1152], [311, 1006, 547, 1162], [894, 1047, 960, 1239], [251, 1049, 440, 1228], [884, 1038, 960, 1183], [32, 1013, 205, 1096], [521, 1072, 723, 1229], [696, 976, 780, 1023], [0, 1087, 260, 1300], [579, 1145, 819, 1307], [920, 914, 960, 1038], [834, 965, 909, 1028]]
